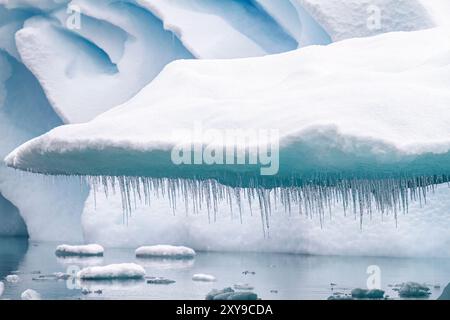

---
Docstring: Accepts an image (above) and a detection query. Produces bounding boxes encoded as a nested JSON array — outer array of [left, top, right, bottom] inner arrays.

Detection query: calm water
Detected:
[[0, 237, 448, 300]]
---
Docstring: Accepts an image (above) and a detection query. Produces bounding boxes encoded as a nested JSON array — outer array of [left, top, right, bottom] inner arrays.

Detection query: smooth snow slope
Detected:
[[7, 27, 450, 182]]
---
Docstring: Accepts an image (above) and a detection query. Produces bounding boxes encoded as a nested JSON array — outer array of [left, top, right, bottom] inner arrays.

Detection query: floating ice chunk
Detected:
[[135, 245, 195, 259], [398, 282, 431, 298], [192, 274, 217, 282], [77, 263, 146, 280], [55, 244, 104, 257], [0, 281, 4, 297], [21, 289, 41, 300], [234, 283, 255, 291], [5, 275, 19, 283]]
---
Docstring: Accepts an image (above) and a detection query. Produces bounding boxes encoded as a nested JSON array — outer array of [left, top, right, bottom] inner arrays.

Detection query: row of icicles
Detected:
[[82, 174, 449, 236]]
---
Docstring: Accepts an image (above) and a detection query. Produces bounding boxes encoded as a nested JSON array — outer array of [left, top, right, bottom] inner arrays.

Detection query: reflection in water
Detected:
[[0, 237, 28, 278], [80, 279, 145, 292], [56, 256, 104, 268], [0, 238, 449, 300], [137, 257, 195, 270]]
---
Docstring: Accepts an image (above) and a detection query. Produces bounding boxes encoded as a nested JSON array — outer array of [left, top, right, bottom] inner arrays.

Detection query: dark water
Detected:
[[0, 237, 448, 300]]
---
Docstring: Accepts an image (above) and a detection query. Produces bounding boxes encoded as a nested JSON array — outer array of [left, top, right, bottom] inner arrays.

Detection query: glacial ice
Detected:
[[0, 281, 3, 297], [2, 0, 450, 254], [0, 192, 27, 237], [7, 27, 450, 225], [137, 0, 297, 58], [82, 183, 450, 257], [55, 244, 104, 257], [135, 245, 195, 259], [77, 263, 146, 280]]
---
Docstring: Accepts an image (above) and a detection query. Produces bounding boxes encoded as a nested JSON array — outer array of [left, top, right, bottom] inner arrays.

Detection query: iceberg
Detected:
[[5, 275, 20, 283], [7, 27, 450, 221], [77, 263, 146, 280], [192, 274, 217, 282], [135, 245, 195, 259], [55, 244, 104, 257]]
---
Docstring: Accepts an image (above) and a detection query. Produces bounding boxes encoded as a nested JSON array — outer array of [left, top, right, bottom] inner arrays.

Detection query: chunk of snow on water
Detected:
[[77, 263, 146, 280], [5, 275, 20, 283], [192, 274, 217, 282], [234, 283, 255, 291], [55, 244, 104, 257], [21, 289, 41, 300], [135, 245, 195, 259]]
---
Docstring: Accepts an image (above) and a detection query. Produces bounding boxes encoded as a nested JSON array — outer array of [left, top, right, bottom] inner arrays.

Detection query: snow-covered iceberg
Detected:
[[7, 27, 450, 219], [77, 263, 146, 280], [55, 244, 104, 257], [135, 245, 195, 259]]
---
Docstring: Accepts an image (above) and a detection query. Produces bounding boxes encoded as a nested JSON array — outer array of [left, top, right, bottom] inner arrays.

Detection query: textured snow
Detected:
[[192, 274, 217, 282], [21, 289, 41, 300], [297, 0, 434, 41], [7, 27, 450, 180], [135, 245, 195, 259], [77, 263, 146, 280], [55, 244, 104, 257]]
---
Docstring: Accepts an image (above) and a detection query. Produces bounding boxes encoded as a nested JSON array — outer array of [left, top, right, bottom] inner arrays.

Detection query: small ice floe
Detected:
[[192, 274, 216, 282], [0, 281, 4, 297], [206, 288, 258, 300], [77, 263, 146, 280], [233, 283, 254, 291], [21, 289, 41, 300], [5, 275, 20, 283], [135, 245, 195, 259], [32, 273, 71, 282], [54, 272, 71, 280], [351, 288, 385, 299], [398, 282, 431, 298], [146, 277, 176, 285], [55, 244, 104, 257]]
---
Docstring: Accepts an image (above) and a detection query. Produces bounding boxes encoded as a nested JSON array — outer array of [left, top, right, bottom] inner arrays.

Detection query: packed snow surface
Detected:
[[7, 27, 450, 181], [55, 244, 104, 257], [21, 289, 41, 300], [192, 274, 217, 282], [135, 245, 195, 259], [77, 263, 146, 280]]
